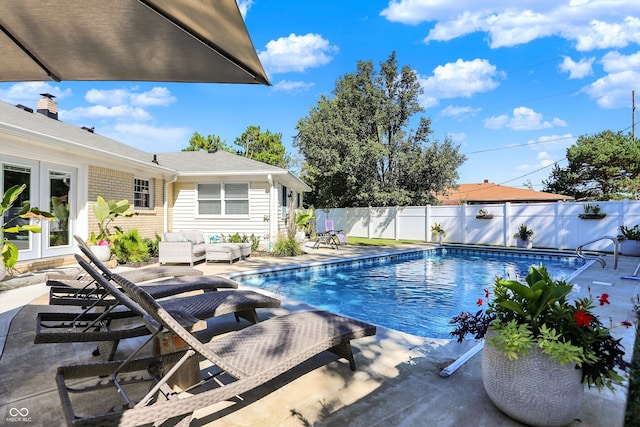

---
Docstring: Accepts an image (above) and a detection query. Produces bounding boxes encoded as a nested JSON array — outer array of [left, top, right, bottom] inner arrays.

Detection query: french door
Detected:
[[1, 157, 76, 261]]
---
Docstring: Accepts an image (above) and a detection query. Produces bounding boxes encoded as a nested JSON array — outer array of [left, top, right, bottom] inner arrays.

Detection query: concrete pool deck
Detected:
[[0, 244, 637, 426]]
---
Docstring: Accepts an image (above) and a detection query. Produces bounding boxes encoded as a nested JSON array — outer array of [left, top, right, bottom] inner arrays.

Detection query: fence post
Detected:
[[425, 205, 431, 242], [461, 203, 468, 244], [503, 202, 511, 247], [555, 201, 564, 250], [394, 206, 400, 240]]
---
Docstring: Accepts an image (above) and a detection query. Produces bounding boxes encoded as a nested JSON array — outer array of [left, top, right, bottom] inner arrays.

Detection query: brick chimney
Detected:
[[37, 93, 58, 120]]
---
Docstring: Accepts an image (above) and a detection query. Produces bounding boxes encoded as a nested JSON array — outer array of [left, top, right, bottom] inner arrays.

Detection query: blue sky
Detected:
[[1, 0, 639, 190]]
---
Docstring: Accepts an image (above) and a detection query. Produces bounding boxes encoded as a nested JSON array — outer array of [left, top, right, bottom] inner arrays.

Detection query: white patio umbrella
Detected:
[[0, 0, 269, 85]]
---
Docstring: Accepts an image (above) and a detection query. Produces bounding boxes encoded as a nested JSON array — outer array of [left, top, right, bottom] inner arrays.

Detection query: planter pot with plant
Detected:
[[88, 196, 137, 261], [295, 207, 315, 242], [618, 224, 640, 256], [476, 208, 494, 220], [513, 224, 533, 248], [431, 223, 446, 244], [578, 203, 606, 220], [1, 184, 53, 280], [450, 266, 630, 426]]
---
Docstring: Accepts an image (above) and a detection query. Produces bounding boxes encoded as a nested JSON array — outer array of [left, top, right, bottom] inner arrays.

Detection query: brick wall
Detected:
[[87, 166, 165, 239]]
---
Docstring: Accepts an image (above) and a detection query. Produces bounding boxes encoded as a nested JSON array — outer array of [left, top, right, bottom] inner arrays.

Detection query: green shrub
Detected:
[[114, 229, 149, 264], [143, 233, 161, 257], [272, 236, 303, 257], [223, 232, 261, 251]]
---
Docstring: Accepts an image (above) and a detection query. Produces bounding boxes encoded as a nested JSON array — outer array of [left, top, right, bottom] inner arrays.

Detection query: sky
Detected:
[[1, 0, 639, 191]]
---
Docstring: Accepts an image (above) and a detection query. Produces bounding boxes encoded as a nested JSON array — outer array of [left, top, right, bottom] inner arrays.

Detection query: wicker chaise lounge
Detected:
[[47, 236, 240, 307], [36, 254, 281, 360], [56, 266, 376, 427]]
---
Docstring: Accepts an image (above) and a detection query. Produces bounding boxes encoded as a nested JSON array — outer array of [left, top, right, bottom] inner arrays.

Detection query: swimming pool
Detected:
[[234, 248, 588, 339]]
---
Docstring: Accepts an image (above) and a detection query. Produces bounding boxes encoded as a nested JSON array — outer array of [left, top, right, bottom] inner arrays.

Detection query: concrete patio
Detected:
[[0, 244, 637, 426]]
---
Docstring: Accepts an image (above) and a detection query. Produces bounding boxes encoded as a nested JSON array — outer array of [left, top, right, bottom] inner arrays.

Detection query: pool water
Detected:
[[236, 249, 586, 339]]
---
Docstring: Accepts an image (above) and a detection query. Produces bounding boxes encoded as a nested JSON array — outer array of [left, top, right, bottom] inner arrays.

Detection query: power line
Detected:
[[464, 135, 576, 155]]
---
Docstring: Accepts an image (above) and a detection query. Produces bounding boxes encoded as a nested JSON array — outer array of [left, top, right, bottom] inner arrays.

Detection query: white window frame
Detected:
[[196, 182, 249, 217], [133, 177, 153, 210]]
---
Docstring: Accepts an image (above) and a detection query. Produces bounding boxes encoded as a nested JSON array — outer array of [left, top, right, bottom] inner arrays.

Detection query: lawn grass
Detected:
[[346, 236, 424, 246], [345, 236, 640, 424]]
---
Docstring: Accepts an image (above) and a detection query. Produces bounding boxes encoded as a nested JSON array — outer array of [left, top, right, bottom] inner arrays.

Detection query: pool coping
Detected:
[[229, 244, 596, 283]]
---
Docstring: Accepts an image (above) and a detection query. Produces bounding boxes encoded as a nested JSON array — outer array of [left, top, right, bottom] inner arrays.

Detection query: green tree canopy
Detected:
[[294, 51, 466, 207], [543, 130, 640, 200], [182, 132, 233, 153], [234, 125, 291, 168]]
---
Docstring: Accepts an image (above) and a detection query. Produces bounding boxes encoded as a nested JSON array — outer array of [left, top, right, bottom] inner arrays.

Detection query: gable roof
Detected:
[[0, 100, 310, 190], [0, 100, 169, 173], [157, 150, 311, 190], [438, 180, 573, 205]]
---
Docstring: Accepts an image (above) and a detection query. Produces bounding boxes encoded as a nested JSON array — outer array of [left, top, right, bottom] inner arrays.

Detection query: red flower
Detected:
[[574, 309, 592, 327], [597, 294, 610, 306], [484, 289, 490, 298], [477, 298, 484, 306], [621, 321, 633, 328]]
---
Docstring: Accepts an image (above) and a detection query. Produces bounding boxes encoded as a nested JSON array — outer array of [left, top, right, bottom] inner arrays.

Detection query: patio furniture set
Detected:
[[159, 230, 252, 265], [33, 236, 375, 426]]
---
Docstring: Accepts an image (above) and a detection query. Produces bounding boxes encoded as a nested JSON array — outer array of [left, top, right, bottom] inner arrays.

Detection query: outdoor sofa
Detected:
[[159, 230, 251, 265]]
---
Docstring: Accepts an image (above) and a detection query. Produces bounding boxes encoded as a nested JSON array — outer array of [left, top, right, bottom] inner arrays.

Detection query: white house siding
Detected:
[[170, 180, 273, 246]]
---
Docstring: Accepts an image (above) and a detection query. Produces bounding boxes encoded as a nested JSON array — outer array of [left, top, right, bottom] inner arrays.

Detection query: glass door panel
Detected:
[[49, 171, 71, 247], [2, 164, 32, 251]]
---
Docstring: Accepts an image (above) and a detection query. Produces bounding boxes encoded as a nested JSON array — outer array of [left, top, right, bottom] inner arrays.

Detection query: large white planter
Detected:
[[90, 245, 111, 262], [0, 259, 6, 281], [482, 333, 584, 427], [431, 232, 444, 244], [516, 238, 533, 249], [620, 239, 640, 256]]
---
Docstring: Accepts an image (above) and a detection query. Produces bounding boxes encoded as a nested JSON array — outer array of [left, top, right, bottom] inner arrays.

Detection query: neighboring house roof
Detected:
[[0, 100, 309, 191], [438, 180, 574, 205]]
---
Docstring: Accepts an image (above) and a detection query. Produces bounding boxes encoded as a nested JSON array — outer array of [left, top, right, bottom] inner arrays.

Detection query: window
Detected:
[[134, 178, 152, 209], [224, 183, 249, 215], [197, 183, 248, 216]]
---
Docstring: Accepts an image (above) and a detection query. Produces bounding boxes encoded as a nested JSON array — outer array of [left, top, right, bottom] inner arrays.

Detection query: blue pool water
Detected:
[[235, 248, 587, 339]]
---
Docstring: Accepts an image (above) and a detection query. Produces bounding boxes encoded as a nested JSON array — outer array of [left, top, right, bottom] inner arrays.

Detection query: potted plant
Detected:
[[450, 266, 630, 426], [1, 184, 53, 279], [618, 224, 640, 256], [431, 223, 446, 244], [295, 206, 315, 242], [88, 196, 136, 262], [513, 224, 534, 248], [579, 203, 606, 220], [476, 208, 494, 219]]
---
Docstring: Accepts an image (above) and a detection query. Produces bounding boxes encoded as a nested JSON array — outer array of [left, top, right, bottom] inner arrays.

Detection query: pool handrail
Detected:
[[575, 235, 618, 269]]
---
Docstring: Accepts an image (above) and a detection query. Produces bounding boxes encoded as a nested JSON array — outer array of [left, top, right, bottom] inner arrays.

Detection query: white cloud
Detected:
[[0, 82, 72, 105], [583, 69, 640, 108], [271, 80, 315, 93], [419, 58, 503, 108], [484, 107, 567, 130], [601, 50, 640, 73], [527, 133, 576, 151], [85, 87, 176, 107], [60, 105, 152, 121], [381, 1, 640, 51], [439, 105, 482, 119], [258, 33, 338, 74], [129, 87, 177, 107], [559, 56, 594, 79], [237, 0, 253, 18]]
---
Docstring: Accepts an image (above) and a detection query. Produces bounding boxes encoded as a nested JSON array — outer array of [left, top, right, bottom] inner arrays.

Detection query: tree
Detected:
[[234, 125, 291, 168], [543, 130, 640, 200], [182, 132, 233, 153], [294, 52, 466, 207]]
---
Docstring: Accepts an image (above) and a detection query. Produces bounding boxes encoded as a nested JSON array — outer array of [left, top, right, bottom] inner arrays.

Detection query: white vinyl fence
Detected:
[[315, 200, 640, 252]]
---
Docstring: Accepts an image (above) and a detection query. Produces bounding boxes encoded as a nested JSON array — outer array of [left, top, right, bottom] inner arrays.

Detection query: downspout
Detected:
[[267, 174, 274, 252], [163, 175, 178, 233]]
